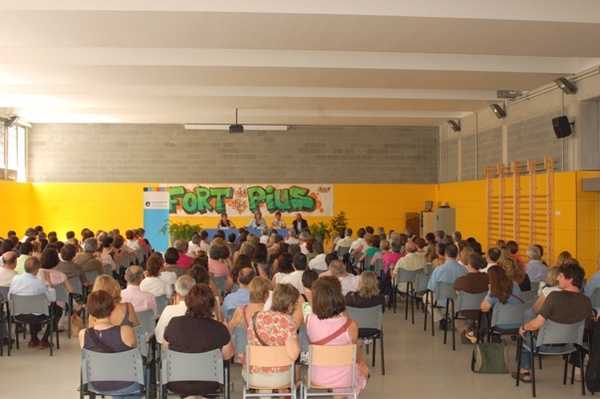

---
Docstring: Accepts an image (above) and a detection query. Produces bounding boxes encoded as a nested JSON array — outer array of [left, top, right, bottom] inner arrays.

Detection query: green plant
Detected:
[[158, 220, 202, 242], [329, 211, 349, 236], [309, 221, 331, 243]]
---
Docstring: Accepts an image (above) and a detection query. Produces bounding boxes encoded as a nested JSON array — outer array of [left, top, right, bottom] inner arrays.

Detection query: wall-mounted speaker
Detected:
[[552, 115, 572, 138]]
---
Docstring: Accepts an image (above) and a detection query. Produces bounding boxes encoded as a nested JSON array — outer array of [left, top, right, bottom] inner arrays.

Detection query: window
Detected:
[[1, 123, 26, 181]]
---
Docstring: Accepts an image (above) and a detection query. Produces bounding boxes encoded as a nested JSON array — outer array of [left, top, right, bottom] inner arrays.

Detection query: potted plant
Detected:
[[309, 222, 331, 243], [159, 220, 202, 243], [329, 211, 349, 238]]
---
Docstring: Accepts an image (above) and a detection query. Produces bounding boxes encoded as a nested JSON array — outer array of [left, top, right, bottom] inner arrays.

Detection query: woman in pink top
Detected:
[[208, 245, 230, 277], [306, 276, 369, 397]]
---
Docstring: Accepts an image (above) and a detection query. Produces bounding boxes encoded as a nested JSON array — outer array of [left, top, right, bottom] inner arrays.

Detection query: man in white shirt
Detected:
[[308, 242, 327, 272], [280, 253, 307, 293], [350, 228, 367, 257], [480, 247, 500, 273], [328, 259, 359, 295], [0, 251, 19, 287], [155, 275, 195, 344], [334, 228, 354, 251], [8, 257, 61, 349]]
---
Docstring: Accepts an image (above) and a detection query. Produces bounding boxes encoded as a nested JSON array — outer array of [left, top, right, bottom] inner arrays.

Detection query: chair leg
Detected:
[[530, 335, 537, 398], [380, 333, 385, 376], [423, 293, 428, 332], [371, 338, 376, 367]]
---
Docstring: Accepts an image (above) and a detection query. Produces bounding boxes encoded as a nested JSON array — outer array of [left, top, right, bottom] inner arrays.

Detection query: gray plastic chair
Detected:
[[453, 291, 488, 349], [85, 270, 99, 286], [346, 305, 385, 375], [590, 287, 600, 308], [159, 348, 229, 399], [232, 325, 248, 361], [9, 293, 59, 355], [424, 282, 456, 342], [337, 246, 350, 259], [81, 348, 145, 399], [394, 268, 423, 322], [516, 319, 586, 397], [489, 300, 533, 341], [155, 295, 169, 317], [518, 290, 538, 303], [214, 276, 227, 297]]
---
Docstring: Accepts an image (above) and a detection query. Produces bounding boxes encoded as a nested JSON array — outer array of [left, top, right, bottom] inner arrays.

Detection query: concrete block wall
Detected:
[[28, 124, 439, 183], [439, 71, 600, 183]]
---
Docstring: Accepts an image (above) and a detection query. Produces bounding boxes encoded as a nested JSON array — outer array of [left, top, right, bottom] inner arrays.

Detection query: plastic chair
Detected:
[[454, 291, 487, 349], [488, 300, 534, 342], [159, 348, 229, 399], [516, 319, 586, 397], [0, 286, 9, 356], [9, 293, 59, 356], [243, 345, 296, 399], [85, 270, 99, 286], [80, 348, 145, 399], [424, 282, 456, 343], [214, 276, 227, 297], [155, 295, 169, 317], [519, 290, 538, 303], [232, 326, 248, 362], [412, 272, 430, 317], [54, 282, 78, 338], [590, 288, 600, 308], [394, 268, 422, 322], [337, 246, 350, 259], [346, 305, 385, 375], [301, 344, 357, 399]]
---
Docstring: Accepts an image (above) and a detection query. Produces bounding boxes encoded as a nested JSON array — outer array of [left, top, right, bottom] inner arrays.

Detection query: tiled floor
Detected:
[[0, 305, 590, 398]]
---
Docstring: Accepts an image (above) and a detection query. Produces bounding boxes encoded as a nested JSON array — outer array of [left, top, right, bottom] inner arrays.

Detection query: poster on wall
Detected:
[[143, 187, 171, 252], [161, 184, 334, 217]]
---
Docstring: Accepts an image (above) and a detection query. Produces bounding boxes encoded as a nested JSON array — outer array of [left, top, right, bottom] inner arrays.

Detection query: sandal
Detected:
[[511, 371, 532, 383]]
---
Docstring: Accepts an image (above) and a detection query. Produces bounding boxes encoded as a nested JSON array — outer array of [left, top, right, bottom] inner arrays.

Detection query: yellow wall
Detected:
[[0, 176, 597, 276]]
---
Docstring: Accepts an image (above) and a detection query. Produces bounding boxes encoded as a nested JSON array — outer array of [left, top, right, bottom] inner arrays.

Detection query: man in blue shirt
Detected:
[[525, 245, 549, 283], [425, 243, 467, 329], [221, 267, 256, 319], [9, 257, 61, 349]]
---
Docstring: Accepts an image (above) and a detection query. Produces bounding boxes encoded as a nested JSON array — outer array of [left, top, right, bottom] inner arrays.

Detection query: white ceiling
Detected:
[[0, 1, 599, 127]]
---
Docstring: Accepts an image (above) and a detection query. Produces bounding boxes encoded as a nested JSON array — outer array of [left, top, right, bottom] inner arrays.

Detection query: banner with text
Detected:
[[162, 184, 334, 217]]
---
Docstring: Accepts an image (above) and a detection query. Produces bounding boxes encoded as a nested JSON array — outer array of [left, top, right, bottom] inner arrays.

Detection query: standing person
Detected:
[[80, 290, 141, 399], [217, 213, 236, 229], [248, 211, 267, 229], [513, 260, 592, 383], [163, 283, 234, 398], [292, 213, 308, 233], [306, 276, 369, 397]]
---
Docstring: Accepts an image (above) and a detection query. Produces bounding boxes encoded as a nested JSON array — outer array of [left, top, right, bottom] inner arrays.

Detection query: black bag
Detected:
[[471, 341, 509, 373]]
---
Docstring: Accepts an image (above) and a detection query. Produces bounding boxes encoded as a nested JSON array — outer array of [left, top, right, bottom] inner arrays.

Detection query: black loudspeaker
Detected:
[[552, 115, 572, 138]]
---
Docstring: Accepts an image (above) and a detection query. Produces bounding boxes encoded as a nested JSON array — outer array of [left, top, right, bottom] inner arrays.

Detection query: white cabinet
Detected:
[[434, 208, 455, 234], [420, 211, 435, 236]]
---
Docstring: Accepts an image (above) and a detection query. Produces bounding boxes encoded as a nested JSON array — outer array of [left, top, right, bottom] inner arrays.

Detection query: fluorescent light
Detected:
[[184, 124, 288, 131]]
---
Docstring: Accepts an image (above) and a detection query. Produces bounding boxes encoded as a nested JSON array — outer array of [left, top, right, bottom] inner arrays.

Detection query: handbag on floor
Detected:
[[471, 341, 509, 373]]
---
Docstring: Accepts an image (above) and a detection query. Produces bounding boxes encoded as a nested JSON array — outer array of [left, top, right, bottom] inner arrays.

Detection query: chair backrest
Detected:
[[337, 247, 350, 259], [456, 291, 487, 312], [54, 283, 70, 303], [298, 324, 310, 353], [346, 305, 382, 331], [155, 295, 169, 316], [226, 308, 236, 322], [413, 273, 431, 294], [363, 254, 374, 270], [85, 271, 99, 286], [232, 326, 248, 356], [135, 308, 156, 336], [0, 286, 9, 302], [81, 348, 145, 388], [396, 268, 422, 285], [307, 344, 356, 389], [490, 300, 533, 328], [103, 263, 113, 276], [536, 319, 586, 347], [213, 275, 227, 295], [425, 262, 433, 275], [529, 281, 541, 292], [517, 290, 538, 303], [373, 259, 384, 275], [434, 282, 457, 302], [10, 293, 49, 316], [590, 287, 600, 308], [69, 276, 84, 296], [245, 345, 294, 377], [161, 348, 224, 384]]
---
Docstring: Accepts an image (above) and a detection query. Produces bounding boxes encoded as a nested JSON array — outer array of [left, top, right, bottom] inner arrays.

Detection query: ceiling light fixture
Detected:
[[490, 103, 507, 119], [447, 120, 461, 132], [554, 77, 577, 95], [184, 124, 288, 131]]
